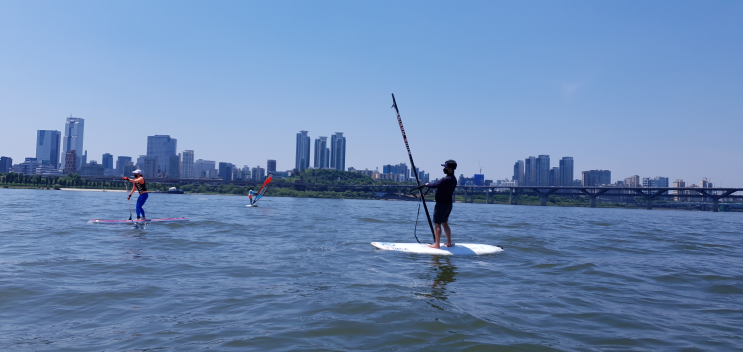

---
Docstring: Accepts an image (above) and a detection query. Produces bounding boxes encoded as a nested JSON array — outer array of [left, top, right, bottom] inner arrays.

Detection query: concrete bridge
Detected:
[[85, 175, 742, 212], [456, 186, 743, 212]]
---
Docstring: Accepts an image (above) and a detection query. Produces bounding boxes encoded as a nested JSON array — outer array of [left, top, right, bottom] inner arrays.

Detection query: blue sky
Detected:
[[1, 1, 741, 186]]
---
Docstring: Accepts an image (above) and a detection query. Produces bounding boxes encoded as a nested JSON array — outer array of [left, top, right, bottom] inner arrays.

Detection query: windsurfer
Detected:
[[248, 188, 257, 205], [424, 160, 458, 249]]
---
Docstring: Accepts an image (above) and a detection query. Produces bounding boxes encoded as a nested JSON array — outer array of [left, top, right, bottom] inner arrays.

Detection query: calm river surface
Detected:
[[1, 188, 741, 351]]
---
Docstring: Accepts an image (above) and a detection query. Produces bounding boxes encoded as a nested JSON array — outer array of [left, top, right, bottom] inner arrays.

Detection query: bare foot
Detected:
[[428, 244, 440, 249], [445, 242, 454, 247]]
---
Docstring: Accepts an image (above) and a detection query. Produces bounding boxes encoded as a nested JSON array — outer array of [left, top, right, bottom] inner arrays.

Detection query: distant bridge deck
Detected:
[[85, 175, 742, 212]]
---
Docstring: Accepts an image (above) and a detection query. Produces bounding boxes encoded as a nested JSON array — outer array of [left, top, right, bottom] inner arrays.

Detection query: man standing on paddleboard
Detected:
[[424, 160, 458, 249], [123, 170, 148, 221]]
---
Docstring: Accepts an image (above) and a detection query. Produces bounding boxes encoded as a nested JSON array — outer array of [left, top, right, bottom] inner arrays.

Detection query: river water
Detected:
[[1, 188, 741, 351]]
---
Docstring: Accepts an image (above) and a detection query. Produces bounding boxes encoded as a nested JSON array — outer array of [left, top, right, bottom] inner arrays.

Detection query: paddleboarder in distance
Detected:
[[424, 160, 458, 249], [123, 170, 148, 221]]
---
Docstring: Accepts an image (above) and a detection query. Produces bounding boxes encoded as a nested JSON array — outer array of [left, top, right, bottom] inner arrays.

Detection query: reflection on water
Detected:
[[419, 256, 458, 308]]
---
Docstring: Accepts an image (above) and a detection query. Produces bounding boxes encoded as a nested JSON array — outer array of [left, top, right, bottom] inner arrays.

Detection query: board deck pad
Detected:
[[371, 242, 503, 255], [88, 218, 189, 224]]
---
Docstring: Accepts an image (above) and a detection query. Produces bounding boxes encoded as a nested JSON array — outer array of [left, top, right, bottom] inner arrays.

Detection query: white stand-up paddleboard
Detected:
[[371, 242, 503, 255], [88, 218, 189, 224], [246, 204, 258, 207]]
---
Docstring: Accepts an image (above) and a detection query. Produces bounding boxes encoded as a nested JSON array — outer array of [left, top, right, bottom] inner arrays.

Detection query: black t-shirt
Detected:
[[427, 174, 457, 204]]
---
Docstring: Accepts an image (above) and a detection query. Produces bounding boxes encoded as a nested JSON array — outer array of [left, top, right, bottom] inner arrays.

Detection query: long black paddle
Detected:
[[391, 93, 436, 243]]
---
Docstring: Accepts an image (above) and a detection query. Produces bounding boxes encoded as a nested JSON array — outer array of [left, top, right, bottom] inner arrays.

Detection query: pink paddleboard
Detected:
[[88, 218, 189, 224]]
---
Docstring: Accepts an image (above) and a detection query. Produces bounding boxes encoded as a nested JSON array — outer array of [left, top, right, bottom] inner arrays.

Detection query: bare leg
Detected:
[[442, 223, 453, 247], [429, 223, 442, 249]]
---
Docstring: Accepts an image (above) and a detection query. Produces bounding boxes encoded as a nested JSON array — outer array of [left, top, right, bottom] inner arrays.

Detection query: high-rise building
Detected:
[[524, 156, 537, 186], [330, 132, 346, 171], [218, 162, 234, 181], [0, 156, 12, 172], [36, 130, 61, 168], [550, 167, 561, 186], [81, 150, 87, 166], [101, 153, 114, 170], [146, 135, 177, 176], [583, 170, 612, 186], [535, 155, 550, 186], [624, 175, 640, 187], [474, 174, 485, 186], [61, 117, 84, 171], [142, 157, 158, 178], [194, 159, 216, 179], [513, 160, 524, 186], [181, 150, 194, 179], [169, 154, 181, 179], [314, 137, 329, 169], [251, 166, 266, 181], [267, 159, 276, 174], [63, 150, 77, 174], [116, 156, 132, 175], [295, 131, 311, 172], [559, 157, 574, 187], [642, 176, 669, 188], [700, 177, 713, 188]]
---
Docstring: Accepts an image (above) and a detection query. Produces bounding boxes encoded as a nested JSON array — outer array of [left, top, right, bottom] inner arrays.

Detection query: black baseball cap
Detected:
[[441, 160, 457, 169]]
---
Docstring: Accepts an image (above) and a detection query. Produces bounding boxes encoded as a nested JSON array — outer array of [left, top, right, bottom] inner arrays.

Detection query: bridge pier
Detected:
[[713, 199, 719, 212], [590, 196, 597, 208], [646, 197, 653, 210], [486, 190, 492, 204], [540, 195, 547, 206]]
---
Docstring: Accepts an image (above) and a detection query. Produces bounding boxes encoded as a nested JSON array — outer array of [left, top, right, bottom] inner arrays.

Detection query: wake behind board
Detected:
[[88, 218, 189, 224], [371, 242, 503, 256]]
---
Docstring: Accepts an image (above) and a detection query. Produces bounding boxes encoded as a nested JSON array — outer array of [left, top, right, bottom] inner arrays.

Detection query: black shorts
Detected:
[[433, 202, 453, 224]]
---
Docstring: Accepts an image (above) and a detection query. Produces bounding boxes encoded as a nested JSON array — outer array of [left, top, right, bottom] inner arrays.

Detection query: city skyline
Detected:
[[1, 2, 741, 186], [0, 115, 731, 188]]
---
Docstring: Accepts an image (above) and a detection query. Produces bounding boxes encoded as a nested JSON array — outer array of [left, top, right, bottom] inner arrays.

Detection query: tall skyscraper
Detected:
[[330, 132, 346, 171], [218, 162, 233, 181], [116, 156, 132, 176], [101, 153, 114, 170], [147, 135, 177, 176], [536, 155, 550, 186], [513, 160, 525, 186], [313, 136, 329, 169], [0, 156, 12, 172], [36, 130, 61, 168], [251, 166, 266, 181], [267, 159, 276, 173], [61, 117, 84, 171], [549, 167, 561, 186], [295, 131, 311, 172], [524, 156, 537, 186], [142, 157, 158, 178], [181, 150, 194, 179], [169, 154, 181, 178], [559, 157, 574, 187]]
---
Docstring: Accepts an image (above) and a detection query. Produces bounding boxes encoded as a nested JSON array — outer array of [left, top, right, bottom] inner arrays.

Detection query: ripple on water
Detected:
[[0, 189, 742, 350]]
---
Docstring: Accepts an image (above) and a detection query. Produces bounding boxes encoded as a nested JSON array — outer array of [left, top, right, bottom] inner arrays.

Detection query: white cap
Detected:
[[133, 169, 142, 175]]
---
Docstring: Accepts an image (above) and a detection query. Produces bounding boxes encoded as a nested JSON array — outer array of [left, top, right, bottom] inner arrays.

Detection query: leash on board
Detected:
[[392, 93, 436, 243], [410, 186, 431, 244]]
